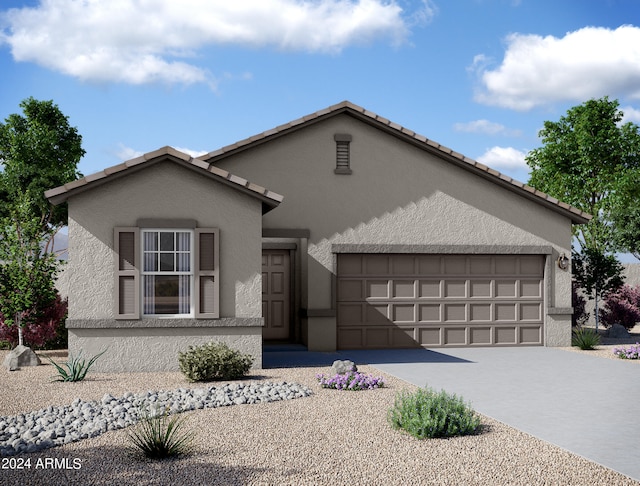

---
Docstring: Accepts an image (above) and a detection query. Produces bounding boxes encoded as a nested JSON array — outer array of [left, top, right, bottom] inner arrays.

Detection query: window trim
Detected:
[[140, 229, 195, 318]]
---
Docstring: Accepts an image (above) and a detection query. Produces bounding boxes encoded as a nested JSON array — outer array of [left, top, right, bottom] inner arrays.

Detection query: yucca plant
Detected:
[[128, 405, 195, 459], [571, 327, 601, 350], [47, 349, 106, 382]]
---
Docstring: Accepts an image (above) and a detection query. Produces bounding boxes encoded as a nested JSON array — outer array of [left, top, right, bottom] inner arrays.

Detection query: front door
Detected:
[[262, 249, 291, 340]]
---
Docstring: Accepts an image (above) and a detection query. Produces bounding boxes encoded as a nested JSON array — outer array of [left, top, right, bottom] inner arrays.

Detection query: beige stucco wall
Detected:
[[65, 159, 264, 371], [214, 113, 575, 349]]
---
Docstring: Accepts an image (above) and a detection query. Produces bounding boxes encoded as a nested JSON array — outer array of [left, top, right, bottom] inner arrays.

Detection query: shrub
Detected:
[[599, 284, 640, 330], [388, 386, 481, 439], [316, 371, 385, 390], [47, 349, 106, 382], [613, 343, 640, 360], [572, 282, 588, 327], [178, 341, 253, 382], [0, 294, 67, 348], [571, 327, 601, 350], [128, 404, 195, 459]]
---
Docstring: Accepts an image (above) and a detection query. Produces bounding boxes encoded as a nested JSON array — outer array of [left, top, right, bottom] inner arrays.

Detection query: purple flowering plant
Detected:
[[613, 343, 640, 360], [316, 371, 385, 391]]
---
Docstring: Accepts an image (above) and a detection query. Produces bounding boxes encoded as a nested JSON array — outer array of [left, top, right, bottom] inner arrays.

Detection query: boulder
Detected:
[[608, 323, 631, 339], [331, 359, 357, 375], [3, 345, 41, 371]]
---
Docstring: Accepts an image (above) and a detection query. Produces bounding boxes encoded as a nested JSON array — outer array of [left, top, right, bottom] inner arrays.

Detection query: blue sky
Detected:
[[1, 0, 640, 189]]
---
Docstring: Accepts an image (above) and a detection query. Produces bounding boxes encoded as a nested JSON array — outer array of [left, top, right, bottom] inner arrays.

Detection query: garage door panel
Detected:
[[337, 254, 544, 349]]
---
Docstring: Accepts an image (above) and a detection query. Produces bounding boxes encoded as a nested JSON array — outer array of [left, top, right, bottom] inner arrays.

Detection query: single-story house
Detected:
[[46, 101, 590, 372]]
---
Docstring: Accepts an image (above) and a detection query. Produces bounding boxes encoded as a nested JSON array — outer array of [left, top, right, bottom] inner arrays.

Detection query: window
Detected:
[[334, 133, 352, 174], [115, 226, 219, 320], [142, 230, 193, 316]]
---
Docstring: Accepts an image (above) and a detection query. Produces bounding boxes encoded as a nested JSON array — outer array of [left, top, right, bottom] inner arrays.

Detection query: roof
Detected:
[[45, 146, 284, 214], [198, 100, 591, 224]]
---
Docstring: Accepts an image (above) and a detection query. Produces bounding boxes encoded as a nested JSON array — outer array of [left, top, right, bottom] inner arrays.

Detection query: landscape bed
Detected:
[[1, 349, 638, 486]]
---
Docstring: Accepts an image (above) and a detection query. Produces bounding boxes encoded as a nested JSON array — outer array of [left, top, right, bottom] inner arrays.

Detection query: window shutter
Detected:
[[195, 228, 219, 318], [114, 227, 140, 319]]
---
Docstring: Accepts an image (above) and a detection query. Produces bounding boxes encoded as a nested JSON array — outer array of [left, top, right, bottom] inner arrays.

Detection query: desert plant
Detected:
[[599, 284, 640, 330], [128, 404, 195, 459], [388, 386, 481, 439], [178, 341, 253, 382], [571, 327, 601, 350], [316, 371, 385, 390], [613, 343, 640, 360], [47, 349, 106, 382]]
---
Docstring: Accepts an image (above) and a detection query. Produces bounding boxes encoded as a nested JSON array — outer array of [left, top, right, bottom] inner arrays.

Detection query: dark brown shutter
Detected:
[[114, 227, 140, 319], [334, 134, 352, 174], [195, 228, 219, 318]]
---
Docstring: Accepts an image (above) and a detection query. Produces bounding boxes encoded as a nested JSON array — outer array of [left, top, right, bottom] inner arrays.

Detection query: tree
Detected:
[[0, 98, 83, 356], [0, 97, 84, 251], [526, 97, 640, 253], [572, 248, 625, 331]]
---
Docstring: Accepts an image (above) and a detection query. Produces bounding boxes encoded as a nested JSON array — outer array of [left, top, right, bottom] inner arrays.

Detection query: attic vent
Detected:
[[334, 134, 352, 174]]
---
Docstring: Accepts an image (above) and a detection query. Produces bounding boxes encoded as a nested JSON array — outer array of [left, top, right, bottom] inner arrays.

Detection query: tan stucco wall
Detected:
[[65, 159, 264, 370], [214, 114, 575, 349]]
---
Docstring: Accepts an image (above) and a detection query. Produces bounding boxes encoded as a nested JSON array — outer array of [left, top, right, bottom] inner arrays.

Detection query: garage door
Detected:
[[337, 254, 544, 349]]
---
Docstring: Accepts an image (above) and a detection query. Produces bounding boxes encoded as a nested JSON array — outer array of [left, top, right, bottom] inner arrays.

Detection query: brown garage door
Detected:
[[337, 254, 544, 349]]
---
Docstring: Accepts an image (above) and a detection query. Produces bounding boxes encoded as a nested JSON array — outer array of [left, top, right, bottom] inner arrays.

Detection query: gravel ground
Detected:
[[1, 348, 639, 486]]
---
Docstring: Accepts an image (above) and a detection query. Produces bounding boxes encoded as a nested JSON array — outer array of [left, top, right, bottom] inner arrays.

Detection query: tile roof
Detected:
[[45, 146, 284, 213], [198, 100, 591, 224]]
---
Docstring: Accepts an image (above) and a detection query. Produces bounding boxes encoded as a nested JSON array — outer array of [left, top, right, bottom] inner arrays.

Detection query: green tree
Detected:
[[0, 97, 83, 350], [572, 248, 625, 331], [526, 97, 640, 253], [0, 97, 84, 251]]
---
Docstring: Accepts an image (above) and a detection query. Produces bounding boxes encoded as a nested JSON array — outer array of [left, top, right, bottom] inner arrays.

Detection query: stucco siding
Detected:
[[213, 114, 574, 348]]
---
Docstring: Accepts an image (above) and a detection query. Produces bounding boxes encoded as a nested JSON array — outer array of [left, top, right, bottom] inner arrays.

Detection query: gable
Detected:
[[199, 101, 590, 225]]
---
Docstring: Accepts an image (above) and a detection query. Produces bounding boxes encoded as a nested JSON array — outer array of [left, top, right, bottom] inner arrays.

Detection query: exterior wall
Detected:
[[65, 160, 264, 371], [214, 114, 575, 349]]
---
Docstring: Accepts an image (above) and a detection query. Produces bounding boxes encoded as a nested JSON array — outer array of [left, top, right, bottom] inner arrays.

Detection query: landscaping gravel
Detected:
[[1, 349, 639, 486], [0, 381, 312, 457]]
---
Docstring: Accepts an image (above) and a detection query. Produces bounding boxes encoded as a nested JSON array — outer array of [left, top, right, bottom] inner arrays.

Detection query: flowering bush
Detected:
[[0, 294, 67, 348], [613, 343, 640, 360], [599, 284, 640, 330], [316, 371, 385, 391]]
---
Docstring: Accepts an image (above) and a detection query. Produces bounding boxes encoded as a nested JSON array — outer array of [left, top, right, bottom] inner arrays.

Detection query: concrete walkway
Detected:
[[264, 346, 640, 482]]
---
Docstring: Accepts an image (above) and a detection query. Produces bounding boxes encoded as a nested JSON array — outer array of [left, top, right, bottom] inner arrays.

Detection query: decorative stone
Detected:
[[608, 323, 631, 339], [331, 359, 357, 375], [3, 345, 41, 371]]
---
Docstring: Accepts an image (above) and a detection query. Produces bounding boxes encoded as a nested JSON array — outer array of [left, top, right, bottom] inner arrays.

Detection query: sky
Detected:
[[1, 1, 640, 200]]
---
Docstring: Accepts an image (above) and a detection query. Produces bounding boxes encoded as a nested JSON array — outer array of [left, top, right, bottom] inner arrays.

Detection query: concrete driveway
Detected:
[[264, 346, 640, 482]]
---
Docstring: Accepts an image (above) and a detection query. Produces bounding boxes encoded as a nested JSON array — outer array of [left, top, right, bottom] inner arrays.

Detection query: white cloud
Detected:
[[453, 119, 522, 136], [473, 25, 640, 110], [173, 147, 208, 158], [477, 146, 528, 171], [621, 105, 640, 124], [0, 0, 427, 87]]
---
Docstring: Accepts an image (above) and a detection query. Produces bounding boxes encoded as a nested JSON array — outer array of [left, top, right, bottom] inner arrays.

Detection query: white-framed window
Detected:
[[115, 226, 219, 320], [141, 229, 194, 317]]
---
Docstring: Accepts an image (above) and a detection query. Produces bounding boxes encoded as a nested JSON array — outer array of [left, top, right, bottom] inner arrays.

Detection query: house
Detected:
[[45, 101, 590, 372]]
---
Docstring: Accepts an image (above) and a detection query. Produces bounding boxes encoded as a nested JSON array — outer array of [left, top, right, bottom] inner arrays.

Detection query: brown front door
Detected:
[[262, 249, 291, 340]]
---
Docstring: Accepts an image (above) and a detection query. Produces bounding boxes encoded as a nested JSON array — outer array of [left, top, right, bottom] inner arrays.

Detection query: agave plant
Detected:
[[128, 405, 195, 459], [47, 349, 106, 382], [571, 327, 601, 350]]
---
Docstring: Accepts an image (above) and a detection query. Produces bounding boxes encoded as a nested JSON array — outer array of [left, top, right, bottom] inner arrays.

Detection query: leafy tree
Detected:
[[609, 173, 640, 260], [572, 248, 624, 330], [0, 97, 83, 348], [0, 193, 60, 346], [0, 97, 84, 251], [526, 97, 640, 253], [599, 284, 640, 330]]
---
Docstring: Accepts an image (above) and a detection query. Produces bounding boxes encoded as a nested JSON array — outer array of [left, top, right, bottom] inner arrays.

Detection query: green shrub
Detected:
[[128, 405, 195, 459], [571, 327, 601, 350], [388, 387, 481, 439], [178, 341, 253, 382], [47, 349, 106, 382]]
